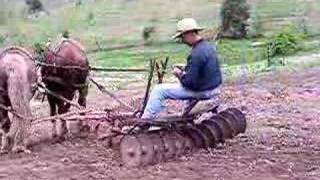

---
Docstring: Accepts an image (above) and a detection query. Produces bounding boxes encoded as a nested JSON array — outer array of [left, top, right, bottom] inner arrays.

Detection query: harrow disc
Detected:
[[180, 127, 203, 148], [182, 134, 194, 154], [202, 120, 224, 143], [172, 131, 186, 157], [179, 129, 195, 153], [136, 133, 155, 166], [188, 125, 211, 148], [226, 108, 247, 133], [210, 115, 233, 139], [120, 135, 142, 167], [218, 114, 237, 138], [161, 131, 177, 160], [195, 123, 216, 148], [118, 108, 247, 167], [148, 132, 165, 164], [219, 110, 240, 135]]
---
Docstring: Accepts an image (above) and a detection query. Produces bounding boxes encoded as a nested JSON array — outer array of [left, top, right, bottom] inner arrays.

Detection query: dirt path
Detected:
[[1, 68, 320, 180]]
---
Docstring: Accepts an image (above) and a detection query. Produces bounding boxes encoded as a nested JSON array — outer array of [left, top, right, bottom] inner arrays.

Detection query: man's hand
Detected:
[[172, 67, 184, 78], [172, 64, 185, 70]]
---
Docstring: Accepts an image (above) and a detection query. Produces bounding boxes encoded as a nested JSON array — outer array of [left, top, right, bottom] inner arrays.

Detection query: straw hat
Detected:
[[172, 18, 205, 39]]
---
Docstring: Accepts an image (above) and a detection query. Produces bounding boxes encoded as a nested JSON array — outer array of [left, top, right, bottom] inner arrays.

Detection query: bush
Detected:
[[267, 29, 306, 66], [62, 29, 70, 38], [142, 18, 158, 43], [267, 31, 305, 58], [142, 26, 156, 42], [0, 34, 6, 44], [87, 12, 96, 26]]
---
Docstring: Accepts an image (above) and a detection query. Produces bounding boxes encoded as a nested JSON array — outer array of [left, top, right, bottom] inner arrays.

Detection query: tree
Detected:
[[25, 0, 45, 14], [75, 0, 82, 6], [142, 26, 155, 42], [142, 18, 158, 43], [220, 0, 250, 39]]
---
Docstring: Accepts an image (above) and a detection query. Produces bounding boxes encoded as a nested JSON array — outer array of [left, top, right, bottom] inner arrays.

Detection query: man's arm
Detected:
[[180, 53, 204, 90]]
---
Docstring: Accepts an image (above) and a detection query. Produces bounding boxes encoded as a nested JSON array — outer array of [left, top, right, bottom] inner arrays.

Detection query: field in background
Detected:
[[0, 3, 320, 178], [0, 0, 320, 68]]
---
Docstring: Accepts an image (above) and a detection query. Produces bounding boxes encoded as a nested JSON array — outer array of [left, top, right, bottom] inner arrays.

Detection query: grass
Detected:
[[0, 0, 319, 69], [89, 41, 189, 67], [255, 0, 298, 18], [89, 38, 269, 68], [0, 0, 220, 46]]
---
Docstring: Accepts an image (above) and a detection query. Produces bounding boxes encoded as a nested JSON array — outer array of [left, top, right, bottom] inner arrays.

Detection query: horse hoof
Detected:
[[0, 149, 9, 155], [12, 146, 32, 154]]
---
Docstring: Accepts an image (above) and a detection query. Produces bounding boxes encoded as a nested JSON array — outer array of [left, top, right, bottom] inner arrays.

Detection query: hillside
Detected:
[[0, 0, 319, 67]]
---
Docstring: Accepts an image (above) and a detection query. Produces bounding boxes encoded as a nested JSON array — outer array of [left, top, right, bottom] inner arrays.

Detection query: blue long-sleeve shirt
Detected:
[[180, 39, 222, 91]]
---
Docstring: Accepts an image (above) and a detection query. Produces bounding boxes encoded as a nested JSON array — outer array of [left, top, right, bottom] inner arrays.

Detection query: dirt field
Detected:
[[0, 67, 320, 180]]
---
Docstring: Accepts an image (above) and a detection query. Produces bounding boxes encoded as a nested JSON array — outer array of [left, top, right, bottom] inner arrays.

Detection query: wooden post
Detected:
[[155, 57, 169, 84], [155, 61, 162, 84], [139, 59, 156, 117], [160, 56, 169, 82]]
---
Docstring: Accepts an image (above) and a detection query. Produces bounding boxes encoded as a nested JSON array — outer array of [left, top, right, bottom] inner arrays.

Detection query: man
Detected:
[[141, 18, 222, 119]]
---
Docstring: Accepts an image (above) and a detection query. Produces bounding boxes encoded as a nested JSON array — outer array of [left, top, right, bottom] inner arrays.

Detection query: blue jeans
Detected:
[[141, 83, 220, 119]]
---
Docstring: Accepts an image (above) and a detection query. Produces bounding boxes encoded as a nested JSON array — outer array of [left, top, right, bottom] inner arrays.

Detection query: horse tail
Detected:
[[6, 64, 33, 146]]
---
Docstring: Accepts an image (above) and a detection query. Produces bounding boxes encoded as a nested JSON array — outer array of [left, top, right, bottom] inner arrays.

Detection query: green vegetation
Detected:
[[218, 38, 266, 65], [268, 31, 301, 58], [0, 0, 319, 69], [267, 28, 305, 64], [0, 34, 5, 44], [90, 41, 189, 67], [256, 0, 296, 18]]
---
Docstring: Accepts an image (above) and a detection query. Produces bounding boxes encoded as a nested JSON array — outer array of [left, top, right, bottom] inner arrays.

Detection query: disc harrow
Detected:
[[119, 108, 247, 167]]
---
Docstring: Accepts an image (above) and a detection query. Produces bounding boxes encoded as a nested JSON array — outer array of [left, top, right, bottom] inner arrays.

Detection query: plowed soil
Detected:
[[0, 68, 320, 180]]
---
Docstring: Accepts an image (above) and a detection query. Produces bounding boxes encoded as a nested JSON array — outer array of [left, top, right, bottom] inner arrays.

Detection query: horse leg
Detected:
[[59, 92, 85, 137], [47, 94, 59, 139], [57, 91, 75, 137], [78, 85, 89, 131], [47, 94, 57, 116], [78, 84, 88, 108], [0, 96, 12, 153], [0, 98, 11, 133], [0, 110, 11, 154], [5, 109, 31, 154]]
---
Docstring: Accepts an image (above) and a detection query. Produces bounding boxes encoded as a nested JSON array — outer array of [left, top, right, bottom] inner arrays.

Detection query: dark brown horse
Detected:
[[0, 47, 37, 153], [41, 38, 89, 116]]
